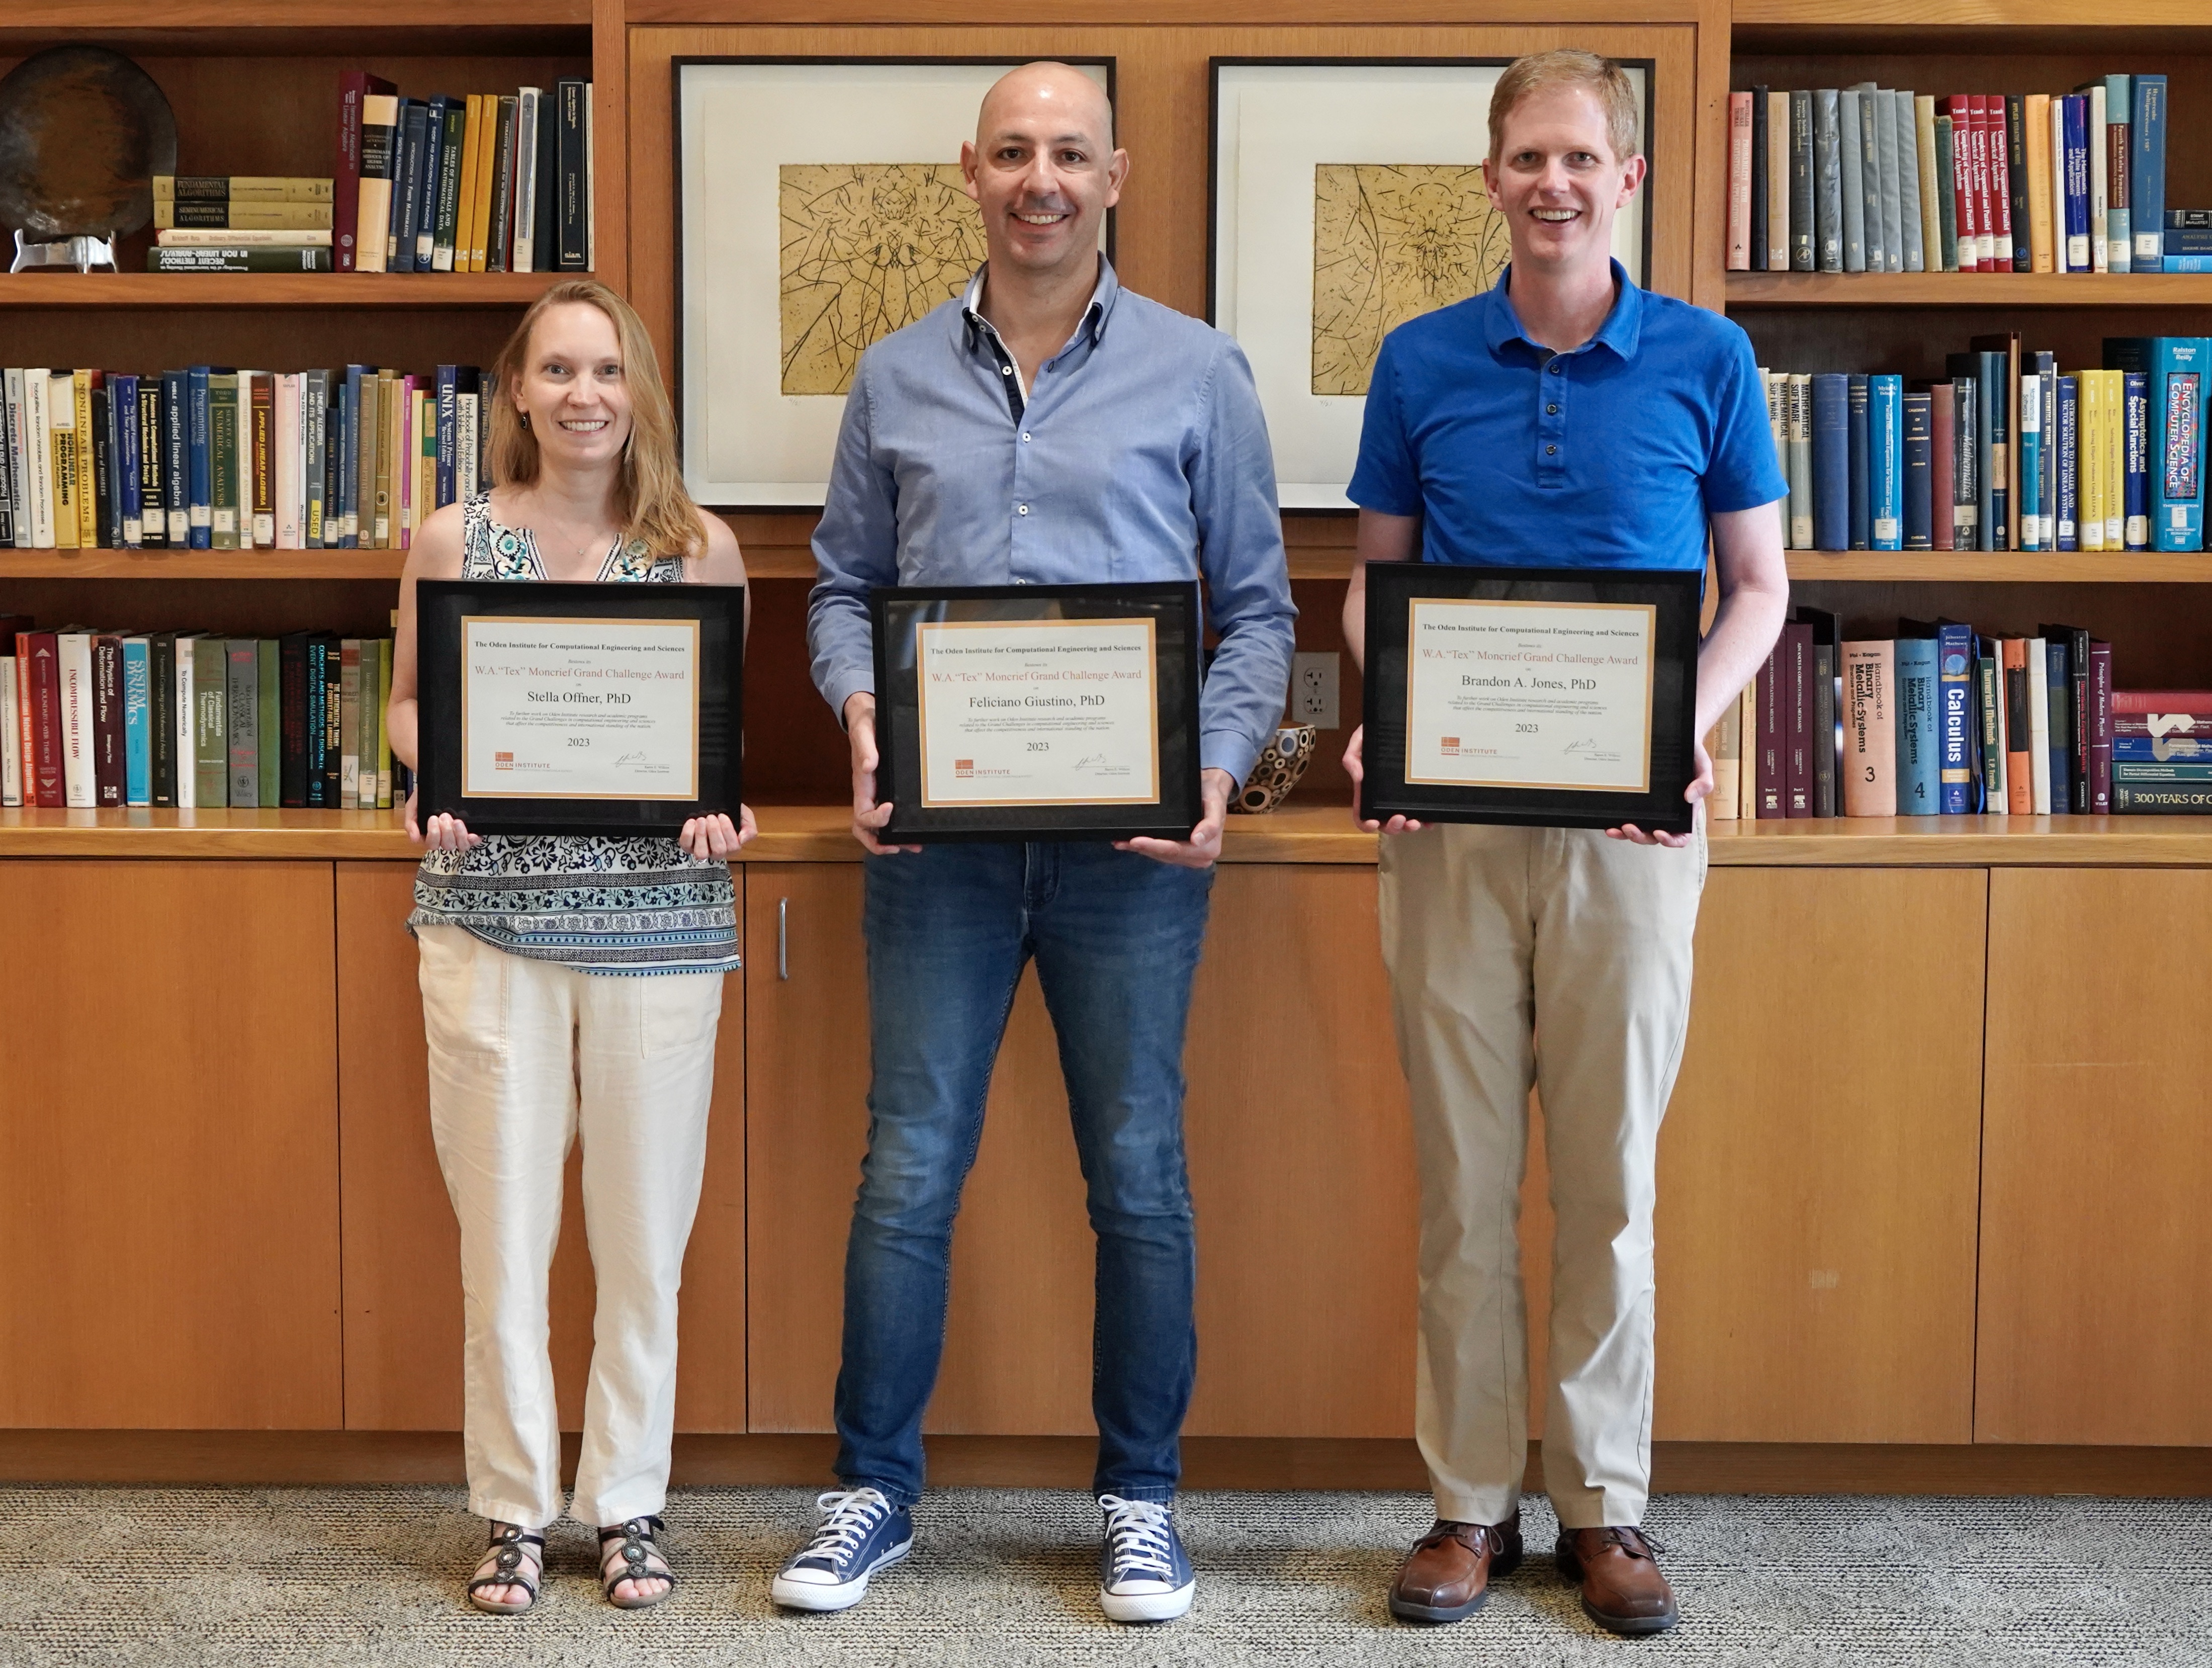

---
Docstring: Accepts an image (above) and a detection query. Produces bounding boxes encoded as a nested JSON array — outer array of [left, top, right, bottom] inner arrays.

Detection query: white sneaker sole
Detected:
[[770, 1538, 912, 1612], [1100, 1578, 1195, 1623]]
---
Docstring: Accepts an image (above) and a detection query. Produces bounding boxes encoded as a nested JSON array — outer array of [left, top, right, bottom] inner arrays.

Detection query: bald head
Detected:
[[977, 61, 1113, 151], [961, 60, 1126, 289]]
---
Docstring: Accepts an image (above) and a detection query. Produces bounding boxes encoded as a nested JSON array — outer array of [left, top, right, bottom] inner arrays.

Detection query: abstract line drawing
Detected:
[[1311, 164, 1509, 397], [779, 163, 988, 396]]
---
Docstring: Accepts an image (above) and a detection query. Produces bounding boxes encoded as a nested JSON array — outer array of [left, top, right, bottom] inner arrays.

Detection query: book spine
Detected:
[[2066, 627, 2091, 812], [358, 639, 383, 810], [2024, 93, 2054, 274], [2044, 639, 2073, 813], [1812, 373, 1848, 552], [1976, 649, 2001, 811], [1932, 114, 1959, 272], [1786, 373, 1813, 549], [1748, 85, 1769, 271], [1974, 95, 2001, 270], [257, 640, 280, 807], [1944, 96, 1975, 270], [147, 634, 173, 805], [1789, 90, 1815, 272], [208, 374, 238, 550], [1870, 374, 1901, 549], [1895, 636, 1939, 814], [355, 92, 399, 275], [250, 372, 275, 547], [195, 637, 228, 808], [511, 89, 541, 274], [1902, 390, 1932, 551], [136, 372, 165, 547], [2155, 338, 2206, 551], [2003, 93, 2028, 272], [1784, 622, 1812, 818], [534, 81, 559, 275], [279, 635, 307, 806], [1756, 647, 1782, 817], [274, 372, 300, 549], [487, 97, 518, 274], [2122, 369, 2150, 550], [1897, 90, 1925, 273], [416, 97, 448, 271], [340, 635, 359, 807], [2061, 95, 2090, 272], [2086, 83, 2108, 273], [115, 373, 141, 546], [186, 367, 211, 547], [1842, 641, 1897, 815], [160, 371, 187, 545], [2016, 373, 2042, 550], [320, 636, 342, 806], [2133, 76, 2166, 265], [1846, 375, 1871, 548], [72, 371, 97, 549], [1839, 90, 1866, 272], [1930, 383, 1956, 550], [1937, 622, 1975, 814], [91, 636, 124, 807], [57, 635, 91, 807], [2, 649, 19, 806], [1810, 634, 1837, 816], [1914, 95, 1942, 275], [3, 369, 28, 548], [89, 377, 113, 548], [377, 632, 395, 806], [2105, 74, 2132, 271], [1983, 351, 2009, 551], [455, 95, 485, 274], [335, 72, 367, 272], [227, 639, 259, 808], [2056, 375, 2078, 549], [432, 99, 467, 271], [171, 638, 193, 810], [560, 78, 590, 270], [1876, 89, 1904, 272]]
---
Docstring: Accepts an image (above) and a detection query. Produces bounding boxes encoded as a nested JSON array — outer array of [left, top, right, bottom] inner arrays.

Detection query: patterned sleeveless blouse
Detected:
[[406, 494, 740, 976]]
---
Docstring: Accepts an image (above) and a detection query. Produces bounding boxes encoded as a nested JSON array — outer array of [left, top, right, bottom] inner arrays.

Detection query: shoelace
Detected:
[[800, 1488, 892, 1567], [1587, 1526, 1668, 1561], [1099, 1495, 1179, 1584]]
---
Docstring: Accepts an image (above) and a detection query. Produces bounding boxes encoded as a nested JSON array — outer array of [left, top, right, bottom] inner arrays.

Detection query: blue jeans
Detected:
[[833, 841, 1213, 1506]]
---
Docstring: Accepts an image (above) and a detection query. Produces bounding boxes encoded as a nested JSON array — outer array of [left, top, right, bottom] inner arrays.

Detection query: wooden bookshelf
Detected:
[[1786, 552, 2212, 579], [1729, 272, 2212, 306], [0, 274, 568, 309]]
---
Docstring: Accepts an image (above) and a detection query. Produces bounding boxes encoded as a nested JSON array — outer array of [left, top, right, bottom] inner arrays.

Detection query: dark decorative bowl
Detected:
[[0, 45, 175, 239]]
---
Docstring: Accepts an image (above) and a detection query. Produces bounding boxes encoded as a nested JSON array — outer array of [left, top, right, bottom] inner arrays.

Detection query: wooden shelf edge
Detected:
[[9, 806, 2212, 864], [0, 552, 406, 579], [0, 273, 568, 310], [1732, 0, 2209, 25], [1788, 553, 2212, 582], [1727, 272, 2212, 308], [0, 1, 589, 24]]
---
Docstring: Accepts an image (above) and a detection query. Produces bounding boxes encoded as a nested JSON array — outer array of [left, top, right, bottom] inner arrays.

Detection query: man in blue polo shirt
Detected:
[[1341, 50, 1788, 1637]]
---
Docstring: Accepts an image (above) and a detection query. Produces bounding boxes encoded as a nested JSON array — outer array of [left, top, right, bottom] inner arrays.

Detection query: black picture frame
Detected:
[[871, 581, 1203, 843], [1360, 562, 1701, 835], [415, 579, 745, 837]]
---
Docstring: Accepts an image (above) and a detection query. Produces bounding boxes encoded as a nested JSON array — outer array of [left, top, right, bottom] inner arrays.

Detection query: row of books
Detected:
[[1, 620, 405, 812], [0, 366, 494, 552], [1724, 77, 2209, 274], [150, 175, 337, 274], [1762, 334, 2208, 553], [338, 74, 593, 276], [1707, 612, 2200, 819]]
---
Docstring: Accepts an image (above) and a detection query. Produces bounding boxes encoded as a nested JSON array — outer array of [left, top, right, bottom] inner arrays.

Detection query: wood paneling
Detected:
[[627, 22, 1705, 400], [1183, 866, 1421, 1436], [1978, 869, 2212, 1446], [742, 864, 1099, 1434], [1653, 867, 1986, 1442], [335, 861, 747, 1433], [0, 860, 342, 1428]]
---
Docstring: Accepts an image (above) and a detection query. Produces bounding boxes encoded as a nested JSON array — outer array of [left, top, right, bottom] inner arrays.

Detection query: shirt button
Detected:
[[1017, 504, 1029, 515], [1549, 363, 1563, 376], [1021, 432, 1032, 442], [1546, 403, 1559, 414], [1001, 366, 1013, 377], [1546, 445, 1558, 455]]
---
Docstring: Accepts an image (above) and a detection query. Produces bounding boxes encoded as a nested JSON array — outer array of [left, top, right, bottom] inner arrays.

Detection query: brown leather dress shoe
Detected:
[[1556, 1525, 1679, 1635], [1387, 1511, 1523, 1623]]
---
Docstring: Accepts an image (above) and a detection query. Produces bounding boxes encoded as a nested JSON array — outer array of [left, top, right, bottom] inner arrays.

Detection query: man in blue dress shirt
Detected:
[[1341, 51, 1788, 1637], [782, 61, 1295, 1625]]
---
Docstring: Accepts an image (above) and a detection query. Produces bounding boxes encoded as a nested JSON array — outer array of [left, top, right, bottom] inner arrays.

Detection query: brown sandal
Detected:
[[467, 1523, 545, 1614], [598, 1515, 675, 1609]]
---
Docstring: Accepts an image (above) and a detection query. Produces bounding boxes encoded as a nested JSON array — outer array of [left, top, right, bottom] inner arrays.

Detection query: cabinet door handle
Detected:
[[777, 897, 789, 980]]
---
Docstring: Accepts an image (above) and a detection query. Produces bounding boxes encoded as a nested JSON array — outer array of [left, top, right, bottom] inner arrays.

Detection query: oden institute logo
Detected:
[[495, 751, 514, 770], [955, 758, 975, 777]]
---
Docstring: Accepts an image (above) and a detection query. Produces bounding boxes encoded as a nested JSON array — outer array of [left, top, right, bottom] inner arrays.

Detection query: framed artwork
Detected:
[[1210, 59, 1652, 509], [674, 58, 1114, 508]]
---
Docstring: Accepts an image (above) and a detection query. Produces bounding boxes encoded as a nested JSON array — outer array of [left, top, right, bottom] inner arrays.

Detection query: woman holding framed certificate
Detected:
[[386, 280, 754, 1615]]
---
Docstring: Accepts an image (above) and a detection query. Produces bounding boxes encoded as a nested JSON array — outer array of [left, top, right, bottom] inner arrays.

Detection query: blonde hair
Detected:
[[1487, 50, 1641, 166], [487, 278, 711, 562]]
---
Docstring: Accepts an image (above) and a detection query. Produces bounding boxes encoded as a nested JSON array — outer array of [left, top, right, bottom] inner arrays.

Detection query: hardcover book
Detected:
[[1893, 624, 1940, 815], [1841, 639, 1896, 816], [1839, 88, 1866, 272]]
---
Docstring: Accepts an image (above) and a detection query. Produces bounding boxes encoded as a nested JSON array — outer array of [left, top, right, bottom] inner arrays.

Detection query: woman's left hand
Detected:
[[678, 806, 756, 860]]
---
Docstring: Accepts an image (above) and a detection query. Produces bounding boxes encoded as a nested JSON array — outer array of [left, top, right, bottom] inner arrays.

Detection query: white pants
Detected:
[[1378, 824, 1706, 1531], [417, 925, 726, 1530]]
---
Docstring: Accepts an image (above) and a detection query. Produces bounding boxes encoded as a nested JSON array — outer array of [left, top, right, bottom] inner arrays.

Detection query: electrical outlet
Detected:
[[1292, 651, 1340, 729]]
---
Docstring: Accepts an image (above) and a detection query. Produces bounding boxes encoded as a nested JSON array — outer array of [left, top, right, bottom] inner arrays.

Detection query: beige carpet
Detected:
[[4, 1485, 2208, 1665]]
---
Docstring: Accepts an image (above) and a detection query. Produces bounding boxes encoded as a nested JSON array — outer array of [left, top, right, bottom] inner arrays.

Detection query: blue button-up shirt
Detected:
[[808, 258, 1297, 786], [1349, 260, 1786, 571]]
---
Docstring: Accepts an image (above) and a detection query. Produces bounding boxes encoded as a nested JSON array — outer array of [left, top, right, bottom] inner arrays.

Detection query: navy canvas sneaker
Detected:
[[1097, 1495, 1195, 1622], [770, 1487, 914, 1612]]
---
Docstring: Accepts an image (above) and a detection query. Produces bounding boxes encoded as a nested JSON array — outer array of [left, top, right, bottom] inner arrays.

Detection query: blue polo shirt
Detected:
[[1347, 260, 1785, 570]]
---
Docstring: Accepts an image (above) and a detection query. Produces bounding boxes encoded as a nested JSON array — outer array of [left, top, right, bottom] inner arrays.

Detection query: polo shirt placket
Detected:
[[963, 298, 1104, 583], [1538, 354, 1569, 488]]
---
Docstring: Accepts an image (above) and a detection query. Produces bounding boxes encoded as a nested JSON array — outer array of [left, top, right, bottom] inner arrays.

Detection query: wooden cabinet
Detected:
[[333, 861, 748, 1434], [0, 860, 342, 1429], [743, 864, 1099, 1435], [1978, 869, 2212, 1447], [1653, 868, 1987, 1444]]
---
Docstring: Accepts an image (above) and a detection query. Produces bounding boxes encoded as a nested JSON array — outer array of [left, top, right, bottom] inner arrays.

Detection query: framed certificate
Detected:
[[1360, 563, 1700, 834], [414, 579, 745, 836], [871, 582, 1203, 842]]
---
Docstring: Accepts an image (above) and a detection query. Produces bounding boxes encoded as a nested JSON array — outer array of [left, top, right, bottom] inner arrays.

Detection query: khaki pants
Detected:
[[417, 925, 726, 1530], [1378, 823, 1706, 1531]]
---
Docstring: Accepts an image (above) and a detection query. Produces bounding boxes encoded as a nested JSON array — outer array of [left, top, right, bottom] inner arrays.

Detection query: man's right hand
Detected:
[[846, 692, 922, 856], [1343, 724, 1424, 836]]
